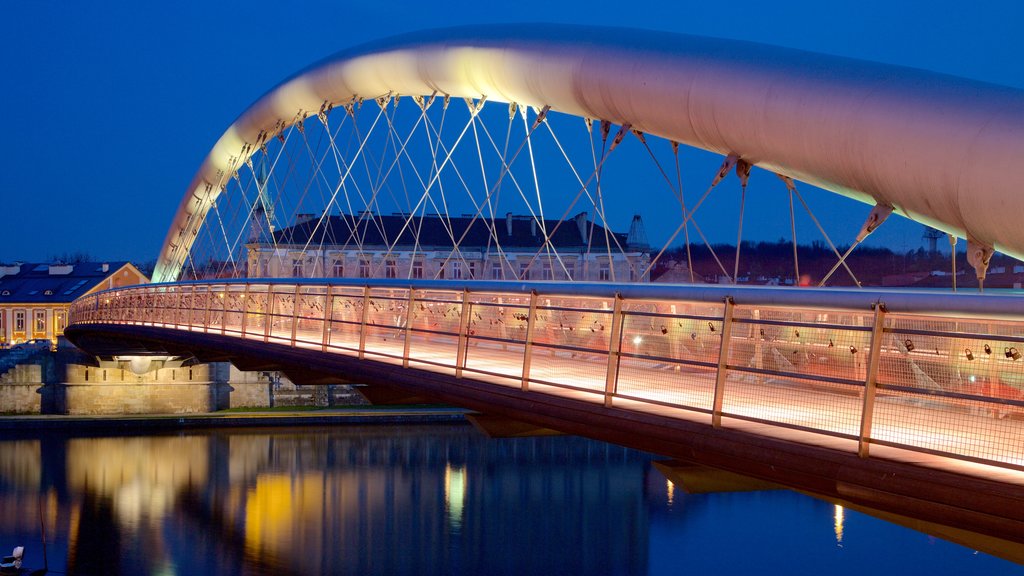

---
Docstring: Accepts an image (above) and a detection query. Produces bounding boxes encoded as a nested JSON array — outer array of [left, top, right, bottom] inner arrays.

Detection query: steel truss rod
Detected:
[[640, 154, 739, 282], [776, 175, 863, 287], [519, 120, 634, 279]]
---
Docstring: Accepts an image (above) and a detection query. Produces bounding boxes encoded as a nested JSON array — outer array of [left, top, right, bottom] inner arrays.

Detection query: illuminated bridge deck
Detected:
[[65, 279, 1024, 545], [67, 279, 1024, 474]]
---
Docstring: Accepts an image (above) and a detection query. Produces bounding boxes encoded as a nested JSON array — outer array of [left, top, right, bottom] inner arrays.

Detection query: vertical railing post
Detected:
[[290, 284, 301, 346], [521, 291, 539, 391], [712, 297, 736, 428], [263, 288, 273, 343], [358, 286, 370, 359], [403, 289, 416, 368], [186, 286, 195, 331], [858, 303, 887, 458], [220, 284, 229, 335], [174, 286, 183, 329], [240, 283, 251, 338], [203, 285, 214, 334], [603, 294, 625, 407], [321, 286, 333, 353], [455, 290, 472, 378]]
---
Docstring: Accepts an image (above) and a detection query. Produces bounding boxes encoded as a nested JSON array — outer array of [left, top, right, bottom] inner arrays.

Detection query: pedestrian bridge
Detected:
[[65, 279, 1024, 549], [63, 24, 1024, 555]]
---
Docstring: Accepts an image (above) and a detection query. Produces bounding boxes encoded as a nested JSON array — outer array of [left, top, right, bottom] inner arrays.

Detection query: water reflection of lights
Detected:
[[445, 463, 466, 528], [666, 479, 675, 506], [834, 505, 845, 544]]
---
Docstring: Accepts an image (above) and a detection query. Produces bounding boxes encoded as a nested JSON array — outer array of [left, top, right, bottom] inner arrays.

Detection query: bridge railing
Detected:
[[70, 280, 1024, 471]]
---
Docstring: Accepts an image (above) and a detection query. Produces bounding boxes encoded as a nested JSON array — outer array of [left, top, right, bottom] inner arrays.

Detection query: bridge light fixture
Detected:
[[632, 335, 643, 346]]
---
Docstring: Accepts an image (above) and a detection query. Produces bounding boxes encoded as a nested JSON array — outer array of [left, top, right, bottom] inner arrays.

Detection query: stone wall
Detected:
[[62, 363, 229, 415], [0, 364, 42, 414]]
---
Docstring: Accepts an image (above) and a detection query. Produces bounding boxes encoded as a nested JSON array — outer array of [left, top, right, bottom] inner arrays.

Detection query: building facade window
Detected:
[[332, 259, 344, 277], [34, 310, 46, 334], [0, 310, 5, 342], [385, 260, 397, 279], [519, 262, 530, 280], [490, 262, 502, 280], [14, 310, 25, 333], [468, 262, 476, 279], [598, 261, 611, 281], [55, 310, 67, 335], [291, 258, 304, 278], [451, 261, 462, 280], [412, 260, 424, 279], [542, 261, 553, 280], [359, 259, 371, 278]]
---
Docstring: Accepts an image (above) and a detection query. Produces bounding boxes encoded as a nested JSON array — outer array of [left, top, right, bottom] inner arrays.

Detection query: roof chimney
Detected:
[[49, 264, 74, 275], [530, 219, 537, 237], [101, 263, 109, 273], [506, 212, 513, 237]]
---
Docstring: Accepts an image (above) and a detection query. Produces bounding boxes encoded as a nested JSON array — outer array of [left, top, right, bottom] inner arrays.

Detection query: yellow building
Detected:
[[0, 261, 148, 347]]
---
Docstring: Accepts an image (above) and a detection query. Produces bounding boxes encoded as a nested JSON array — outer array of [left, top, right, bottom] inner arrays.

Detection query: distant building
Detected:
[[244, 211, 651, 282], [0, 262, 148, 346]]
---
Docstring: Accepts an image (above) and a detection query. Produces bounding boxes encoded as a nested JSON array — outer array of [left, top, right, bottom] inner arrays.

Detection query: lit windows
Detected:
[[542, 261, 553, 280], [14, 310, 25, 333], [34, 310, 46, 334]]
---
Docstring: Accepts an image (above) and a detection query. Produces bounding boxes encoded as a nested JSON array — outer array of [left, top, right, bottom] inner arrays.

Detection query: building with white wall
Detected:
[[0, 261, 148, 346]]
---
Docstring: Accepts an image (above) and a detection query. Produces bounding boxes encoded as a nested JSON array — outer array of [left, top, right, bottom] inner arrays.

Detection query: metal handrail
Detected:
[[68, 280, 1024, 471]]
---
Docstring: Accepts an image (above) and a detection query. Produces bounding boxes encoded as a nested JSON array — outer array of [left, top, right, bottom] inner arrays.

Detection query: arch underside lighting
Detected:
[[154, 24, 1024, 283]]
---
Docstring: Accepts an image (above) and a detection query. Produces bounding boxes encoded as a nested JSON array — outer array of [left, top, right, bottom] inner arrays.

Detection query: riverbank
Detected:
[[0, 406, 469, 432]]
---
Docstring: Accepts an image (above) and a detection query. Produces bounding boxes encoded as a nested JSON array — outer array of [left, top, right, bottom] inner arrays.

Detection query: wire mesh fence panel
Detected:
[[224, 285, 247, 334], [617, 299, 725, 409], [872, 313, 1024, 467], [407, 290, 463, 368], [244, 289, 269, 336], [532, 296, 612, 354], [269, 287, 296, 342], [615, 355, 717, 412], [464, 340, 528, 383], [294, 288, 327, 345], [528, 343, 608, 394], [326, 289, 364, 350], [206, 287, 225, 331], [466, 294, 531, 344], [363, 324, 408, 360], [871, 388, 1024, 468]]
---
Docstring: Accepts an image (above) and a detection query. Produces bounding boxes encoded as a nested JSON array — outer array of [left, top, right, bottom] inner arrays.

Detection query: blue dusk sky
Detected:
[[1, 0, 1022, 266]]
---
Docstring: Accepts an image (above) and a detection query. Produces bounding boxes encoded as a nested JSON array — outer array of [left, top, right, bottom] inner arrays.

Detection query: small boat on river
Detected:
[[0, 547, 22, 574]]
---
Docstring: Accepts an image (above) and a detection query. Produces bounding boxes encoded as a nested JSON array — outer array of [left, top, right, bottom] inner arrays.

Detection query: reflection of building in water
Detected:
[[215, 426, 651, 575], [0, 427, 655, 575]]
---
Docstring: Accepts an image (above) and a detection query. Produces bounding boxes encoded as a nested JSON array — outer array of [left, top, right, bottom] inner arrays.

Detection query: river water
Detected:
[[0, 424, 1018, 575]]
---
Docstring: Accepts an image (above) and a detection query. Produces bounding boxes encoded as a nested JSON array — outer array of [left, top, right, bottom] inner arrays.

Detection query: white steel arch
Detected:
[[154, 24, 1024, 283]]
